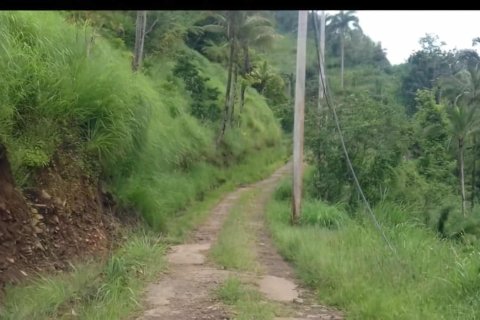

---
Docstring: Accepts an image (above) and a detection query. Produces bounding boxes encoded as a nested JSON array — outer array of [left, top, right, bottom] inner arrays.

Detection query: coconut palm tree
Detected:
[[201, 11, 278, 142], [441, 59, 480, 211], [201, 12, 241, 143], [248, 60, 275, 95], [447, 95, 479, 216], [326, 10, 361, 90], [237, 14, 278, 116]]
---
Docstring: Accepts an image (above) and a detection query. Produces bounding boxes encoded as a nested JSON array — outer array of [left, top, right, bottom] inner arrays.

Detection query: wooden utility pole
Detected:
[[292, 10, 308, 225], [133, 11, 147, 72]]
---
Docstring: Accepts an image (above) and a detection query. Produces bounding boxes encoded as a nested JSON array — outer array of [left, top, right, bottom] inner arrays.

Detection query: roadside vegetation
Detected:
[[266, 11, 480, 319]]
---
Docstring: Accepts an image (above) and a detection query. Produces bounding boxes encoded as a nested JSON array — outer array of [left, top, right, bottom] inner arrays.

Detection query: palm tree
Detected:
[[327, 10, 361, 90], [248, 61, 275, 95], [201, 12, 241, 143], [237, 14, 278, 116], [441, 60, 480, 211], [447, 96, 479, 217], [202, 11, 278, 142]]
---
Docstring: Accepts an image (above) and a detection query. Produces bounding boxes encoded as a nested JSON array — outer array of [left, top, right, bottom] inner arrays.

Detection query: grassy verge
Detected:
[[266, 176, 480, 320], [210, 190, 259, 272], [0, 146, 287, 320], [216, 276, 276, 320]]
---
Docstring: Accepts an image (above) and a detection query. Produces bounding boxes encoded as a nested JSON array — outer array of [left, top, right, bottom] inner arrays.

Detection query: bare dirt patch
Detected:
[[258, 275, 299, 302], [0, 148, 121, 294]]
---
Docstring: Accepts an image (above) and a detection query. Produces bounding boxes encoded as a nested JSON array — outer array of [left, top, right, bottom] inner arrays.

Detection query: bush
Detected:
[[173, 53, 221, 122]]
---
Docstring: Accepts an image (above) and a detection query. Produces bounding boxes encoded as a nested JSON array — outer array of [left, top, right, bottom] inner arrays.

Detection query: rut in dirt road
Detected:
[[137, 164, 291, 320], [250, 173, 343, 320]]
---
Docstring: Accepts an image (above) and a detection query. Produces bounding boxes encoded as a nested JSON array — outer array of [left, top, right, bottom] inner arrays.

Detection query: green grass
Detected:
[[216, 276, 276, 320], [266, 178, 480, 320], [210, 190, 259, 272]]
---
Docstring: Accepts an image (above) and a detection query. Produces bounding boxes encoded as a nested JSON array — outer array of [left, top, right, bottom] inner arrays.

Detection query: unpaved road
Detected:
[[136, 163, 343, 320]]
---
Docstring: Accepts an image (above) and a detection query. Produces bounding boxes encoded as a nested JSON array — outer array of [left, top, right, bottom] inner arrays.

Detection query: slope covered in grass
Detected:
[[0, 11, 283, 233]]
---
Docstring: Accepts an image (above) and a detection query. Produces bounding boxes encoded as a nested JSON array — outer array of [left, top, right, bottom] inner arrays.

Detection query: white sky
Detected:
[[326, 11, 480, 65]]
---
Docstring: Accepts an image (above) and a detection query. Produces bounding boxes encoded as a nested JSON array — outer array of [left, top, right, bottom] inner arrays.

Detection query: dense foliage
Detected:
[[277, 11, 480, 241]]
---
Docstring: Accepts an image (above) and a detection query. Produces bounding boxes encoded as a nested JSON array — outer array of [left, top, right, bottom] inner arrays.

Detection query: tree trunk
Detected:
[[317, 11, 326, 129], [460, 138, 466, 217], [132, 11, 147, 72], [472, 135, 477, 210], [340, 31, 345, 90], [230, 63, 238, 126], [217, 36, 235, 144], [240, 45, 249, 115]]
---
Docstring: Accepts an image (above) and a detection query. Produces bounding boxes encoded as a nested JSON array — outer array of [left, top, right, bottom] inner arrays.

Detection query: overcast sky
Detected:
[[325, 11, 480, 65]]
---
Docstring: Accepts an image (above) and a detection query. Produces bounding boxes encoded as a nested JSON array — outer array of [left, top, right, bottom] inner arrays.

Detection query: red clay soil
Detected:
[[0, 147, 121, 296]]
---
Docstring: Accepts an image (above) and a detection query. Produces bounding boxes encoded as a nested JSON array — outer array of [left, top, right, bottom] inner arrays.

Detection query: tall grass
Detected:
[[266, 178, 480, 319], [0, 12, 151, 178]]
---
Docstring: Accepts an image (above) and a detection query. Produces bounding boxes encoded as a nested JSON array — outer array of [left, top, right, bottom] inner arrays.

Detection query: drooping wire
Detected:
[[311, 12, 396, 254]]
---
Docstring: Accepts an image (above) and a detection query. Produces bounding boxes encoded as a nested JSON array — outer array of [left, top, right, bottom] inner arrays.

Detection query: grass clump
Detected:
[[216, 276, 276, 320], [210, 191, 258, 272], [300, 200, 349, 229]]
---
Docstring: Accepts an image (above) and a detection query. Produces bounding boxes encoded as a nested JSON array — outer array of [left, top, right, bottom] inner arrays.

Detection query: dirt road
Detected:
[[136, 163, 343, 320]]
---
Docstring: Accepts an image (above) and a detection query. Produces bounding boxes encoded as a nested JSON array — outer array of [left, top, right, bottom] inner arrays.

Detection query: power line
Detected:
[[311, 12, 396, 254]]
